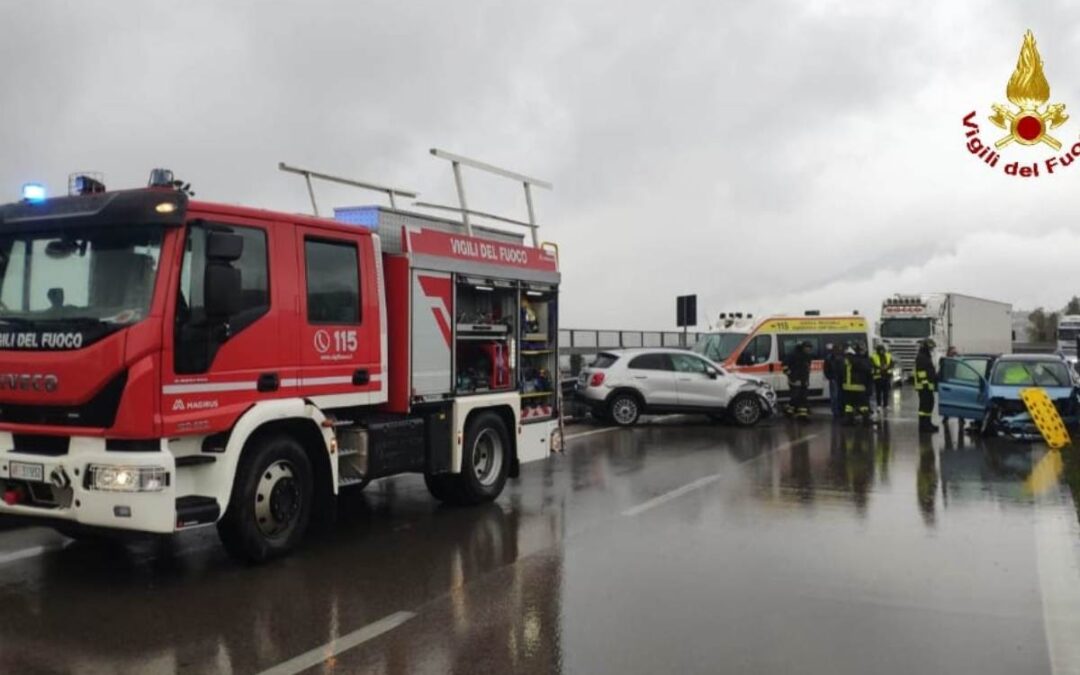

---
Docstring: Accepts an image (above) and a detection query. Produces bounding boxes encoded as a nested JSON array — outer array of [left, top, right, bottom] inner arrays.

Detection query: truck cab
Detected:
[[0, 175, 560, 561], [1056, 314, 1080, 366]]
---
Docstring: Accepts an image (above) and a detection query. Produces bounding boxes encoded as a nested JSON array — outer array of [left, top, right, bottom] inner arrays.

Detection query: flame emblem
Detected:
[[989, 30, 1068, 149]]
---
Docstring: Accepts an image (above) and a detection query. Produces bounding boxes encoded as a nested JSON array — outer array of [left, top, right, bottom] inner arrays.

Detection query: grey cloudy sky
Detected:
[[3, 1, 1080, 329]]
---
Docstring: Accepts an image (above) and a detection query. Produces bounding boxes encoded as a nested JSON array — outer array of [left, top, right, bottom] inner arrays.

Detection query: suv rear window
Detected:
[[591, 353, 619, 369]]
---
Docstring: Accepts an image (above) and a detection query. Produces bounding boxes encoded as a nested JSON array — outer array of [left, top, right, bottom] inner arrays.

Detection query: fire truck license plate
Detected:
[[9, 462, 44, 482]]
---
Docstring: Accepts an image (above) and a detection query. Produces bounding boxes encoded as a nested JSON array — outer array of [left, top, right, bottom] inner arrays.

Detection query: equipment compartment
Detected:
[[519, 284, 558, 422], [455, 277, 518, 395]]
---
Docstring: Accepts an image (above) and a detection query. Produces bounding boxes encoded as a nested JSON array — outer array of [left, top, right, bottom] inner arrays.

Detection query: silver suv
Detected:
[[576, 348, 777, 427]]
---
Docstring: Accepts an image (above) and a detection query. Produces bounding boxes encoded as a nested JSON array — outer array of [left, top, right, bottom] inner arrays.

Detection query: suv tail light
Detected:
[[589, 372, 606, 387]]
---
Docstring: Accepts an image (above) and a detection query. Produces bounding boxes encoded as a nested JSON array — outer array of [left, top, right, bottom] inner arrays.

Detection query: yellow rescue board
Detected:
[[1019, 387, 1071, 450]]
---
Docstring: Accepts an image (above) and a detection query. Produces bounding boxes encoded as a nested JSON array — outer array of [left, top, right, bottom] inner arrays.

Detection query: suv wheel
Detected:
[[730, 394, 763, 427], [607, 392, 641, 426]]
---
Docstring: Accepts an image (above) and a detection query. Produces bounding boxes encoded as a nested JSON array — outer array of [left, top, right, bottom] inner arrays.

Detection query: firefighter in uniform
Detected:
[[782, 341, 813, 421], [842, 343, 873, 425], [870, 342, 894, 415], [915, 338, 939, 433]]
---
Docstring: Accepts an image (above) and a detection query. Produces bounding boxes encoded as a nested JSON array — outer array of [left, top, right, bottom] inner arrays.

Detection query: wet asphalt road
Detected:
[[2, 388, 1080, 674]]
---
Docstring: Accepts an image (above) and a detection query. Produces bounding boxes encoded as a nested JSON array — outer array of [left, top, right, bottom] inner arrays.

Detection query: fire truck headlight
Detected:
[[88, 465, 168, 492]]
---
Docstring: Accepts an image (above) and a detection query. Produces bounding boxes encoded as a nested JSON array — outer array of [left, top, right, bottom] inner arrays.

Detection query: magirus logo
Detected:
[[963, 30, 1076, 177]]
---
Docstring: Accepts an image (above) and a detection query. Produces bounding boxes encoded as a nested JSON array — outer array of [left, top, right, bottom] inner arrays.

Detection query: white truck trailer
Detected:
[[878, 293, 1013, 379]]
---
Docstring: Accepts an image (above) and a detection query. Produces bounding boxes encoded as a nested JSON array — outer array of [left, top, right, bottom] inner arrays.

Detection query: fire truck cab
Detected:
[[0, 171, 561, 561]]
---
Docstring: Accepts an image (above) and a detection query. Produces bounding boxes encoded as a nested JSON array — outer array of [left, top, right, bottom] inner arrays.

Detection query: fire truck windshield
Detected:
[[880, 318, 932, 339], [0, 225, 164, 327], [694, 332, 748, 362]]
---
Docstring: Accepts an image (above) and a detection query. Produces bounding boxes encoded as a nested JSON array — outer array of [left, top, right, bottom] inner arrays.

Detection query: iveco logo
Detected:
[[0, 374, 59, 392]]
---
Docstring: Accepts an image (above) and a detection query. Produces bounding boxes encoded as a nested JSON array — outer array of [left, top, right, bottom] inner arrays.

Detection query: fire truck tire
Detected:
[[217, 434, 314, 563], [449, 412, 511, 505], [424, 473, 461, 503]]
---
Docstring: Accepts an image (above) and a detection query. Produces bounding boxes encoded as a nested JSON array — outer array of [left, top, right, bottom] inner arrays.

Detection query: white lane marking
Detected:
[[0, 546, 48, 566], [1034, 485, 1080, 675], [257, 611, 416, 675], [565, 427, 620, 441], [564, 416, 687, 441], [622, 434, 819, 517], [0, 540, 71, 566]]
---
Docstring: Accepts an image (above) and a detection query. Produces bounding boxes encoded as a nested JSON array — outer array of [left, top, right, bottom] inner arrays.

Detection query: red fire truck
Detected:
[[0, 161, 561, 561]]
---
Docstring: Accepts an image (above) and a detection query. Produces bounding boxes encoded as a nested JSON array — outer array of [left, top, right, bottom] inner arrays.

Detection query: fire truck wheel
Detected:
[[451, 412, 511, 505], [218, 434, 314, 563], [424, 473, 460, 503]]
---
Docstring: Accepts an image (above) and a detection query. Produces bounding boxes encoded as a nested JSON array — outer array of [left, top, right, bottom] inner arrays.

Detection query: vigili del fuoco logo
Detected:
[[963, 30, 1077, 177]]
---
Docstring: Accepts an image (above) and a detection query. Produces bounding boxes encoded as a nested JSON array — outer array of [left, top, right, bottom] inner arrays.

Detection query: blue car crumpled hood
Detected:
[[987, 384, 1078, 431]]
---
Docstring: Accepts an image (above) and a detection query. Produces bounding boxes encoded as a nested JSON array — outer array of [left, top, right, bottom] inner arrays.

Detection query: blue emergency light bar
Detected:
[[21, 183, 46, 203], [333, 206, 380, 230]]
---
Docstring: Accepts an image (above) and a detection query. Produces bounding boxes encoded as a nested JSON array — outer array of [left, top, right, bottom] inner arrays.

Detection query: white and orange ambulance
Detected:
[[693, 314, 869, 401]]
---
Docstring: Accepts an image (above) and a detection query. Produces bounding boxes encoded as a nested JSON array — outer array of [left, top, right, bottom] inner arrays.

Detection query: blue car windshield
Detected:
[[990, 360, 1071, 387]]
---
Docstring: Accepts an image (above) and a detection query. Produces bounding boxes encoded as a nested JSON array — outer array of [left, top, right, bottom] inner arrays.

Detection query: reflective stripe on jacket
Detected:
[[842, 358, 866, 392], [871, 352, 893, 379], [914, 369, 935, 391]]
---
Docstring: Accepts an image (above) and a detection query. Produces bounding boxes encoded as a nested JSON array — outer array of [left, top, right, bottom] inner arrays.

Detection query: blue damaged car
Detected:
[[937, 354, 1080, 437]]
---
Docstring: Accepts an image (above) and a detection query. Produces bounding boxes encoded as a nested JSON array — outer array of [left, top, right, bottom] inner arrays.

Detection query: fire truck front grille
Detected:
[[0, 372, 127, 429]]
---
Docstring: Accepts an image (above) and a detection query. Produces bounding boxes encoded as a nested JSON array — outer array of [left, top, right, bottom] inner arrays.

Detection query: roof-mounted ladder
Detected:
[[424, 148, 552, 247], [277, 162, 418, 216]]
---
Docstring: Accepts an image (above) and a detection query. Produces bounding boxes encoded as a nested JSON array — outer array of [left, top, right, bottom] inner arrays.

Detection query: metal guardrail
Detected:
[[558, 329, 704, 377], [557, 333, 1056, 375], [559, 329, 702, 352]]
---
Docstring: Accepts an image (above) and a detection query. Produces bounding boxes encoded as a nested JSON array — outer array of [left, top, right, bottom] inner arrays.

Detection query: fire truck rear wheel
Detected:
[[218, 434, 314, 563], [449, 412, 510, 505]]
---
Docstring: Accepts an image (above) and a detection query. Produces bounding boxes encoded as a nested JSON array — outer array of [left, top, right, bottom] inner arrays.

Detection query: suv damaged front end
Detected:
[[732, 374, 777, 417]]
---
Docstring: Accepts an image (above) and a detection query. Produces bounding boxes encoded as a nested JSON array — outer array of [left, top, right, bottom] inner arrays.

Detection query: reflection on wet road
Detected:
[[2, 389, 1080, 674]]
